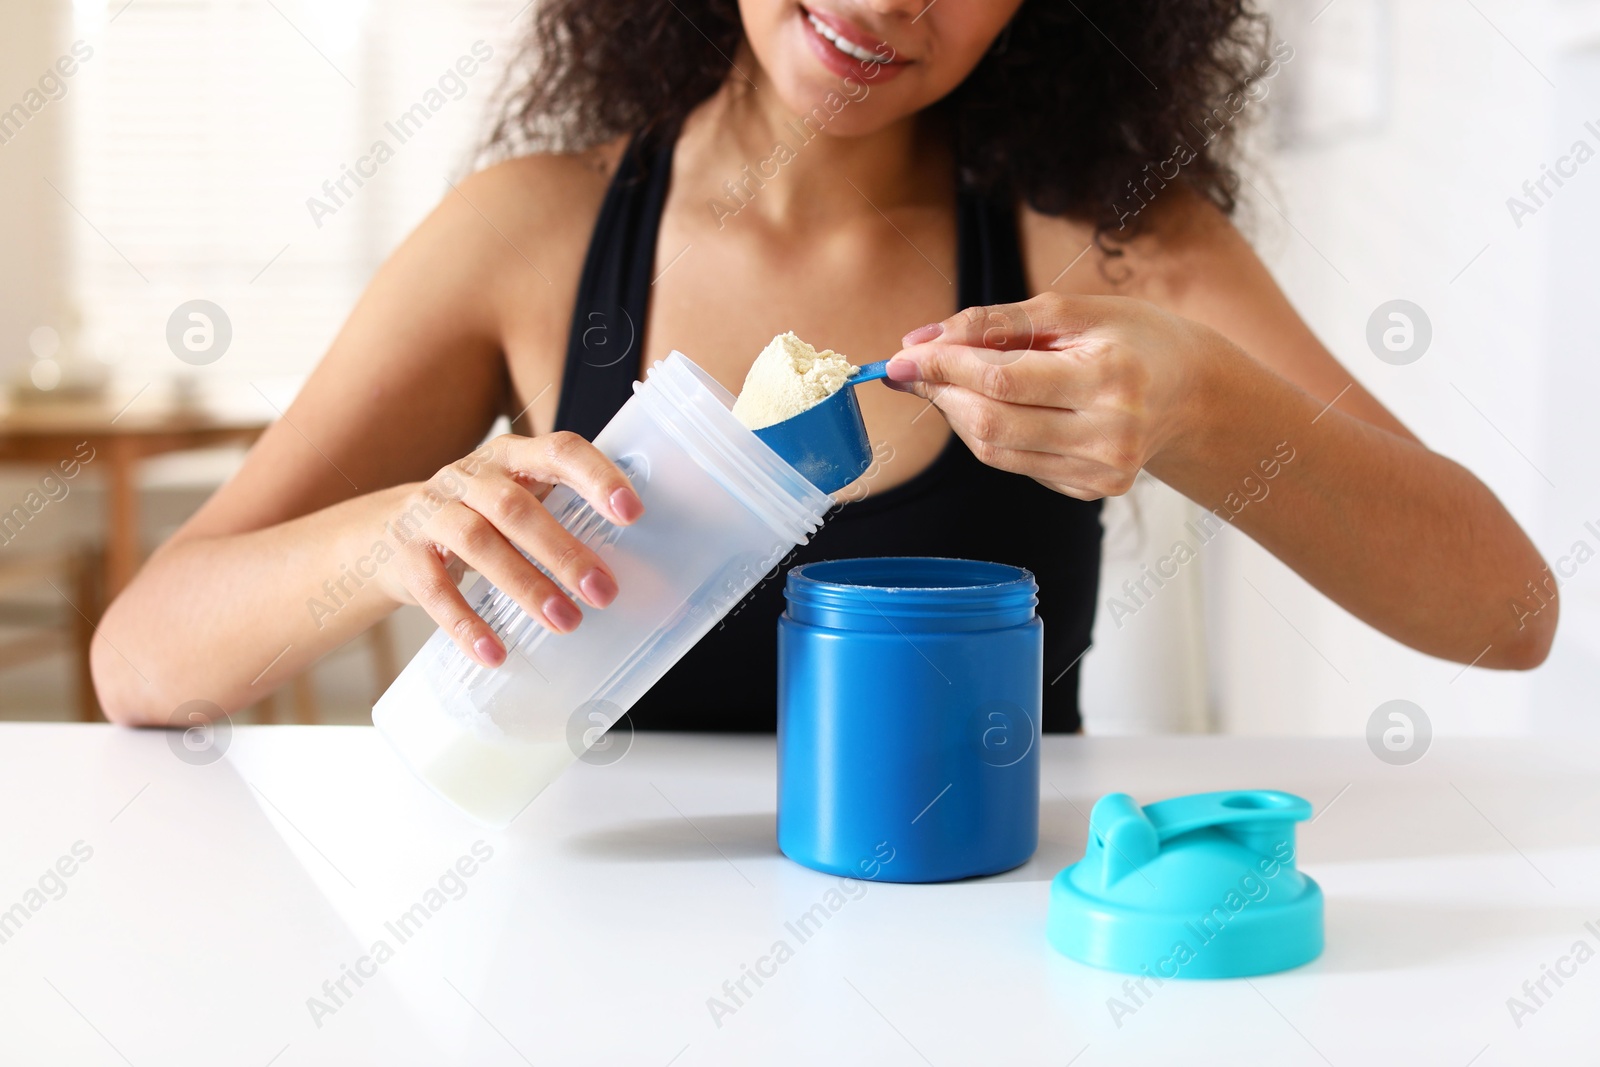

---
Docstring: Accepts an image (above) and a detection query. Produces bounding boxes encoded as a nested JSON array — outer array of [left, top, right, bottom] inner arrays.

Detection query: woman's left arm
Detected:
[[885, 206, 1556, 669]]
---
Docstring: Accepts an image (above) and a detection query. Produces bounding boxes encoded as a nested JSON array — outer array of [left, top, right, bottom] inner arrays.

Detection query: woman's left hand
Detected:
[[886, 293, 1223, 500]]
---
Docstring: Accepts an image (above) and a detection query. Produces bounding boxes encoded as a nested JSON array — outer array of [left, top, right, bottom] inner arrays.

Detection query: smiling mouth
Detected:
[[803, 8, 895, 65]]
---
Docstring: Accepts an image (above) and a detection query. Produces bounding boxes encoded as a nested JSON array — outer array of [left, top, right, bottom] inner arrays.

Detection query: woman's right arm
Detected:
[[92, 156, 634, 725]]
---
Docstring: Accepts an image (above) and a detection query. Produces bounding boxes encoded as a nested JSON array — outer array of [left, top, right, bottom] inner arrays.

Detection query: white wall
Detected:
[[1194, 0, 1600, 737], [0, 3, 68, 383]]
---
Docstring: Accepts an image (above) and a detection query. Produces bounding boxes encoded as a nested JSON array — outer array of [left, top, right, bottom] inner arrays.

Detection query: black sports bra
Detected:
[[552, 132, 1102, 732]]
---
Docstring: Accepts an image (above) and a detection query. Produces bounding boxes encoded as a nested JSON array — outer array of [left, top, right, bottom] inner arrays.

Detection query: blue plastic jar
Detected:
[[777, 557, 1043, 883]]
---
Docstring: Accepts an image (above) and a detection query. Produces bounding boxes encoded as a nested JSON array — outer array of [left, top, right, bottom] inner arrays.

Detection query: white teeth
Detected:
[[807, 12, 887, 64]]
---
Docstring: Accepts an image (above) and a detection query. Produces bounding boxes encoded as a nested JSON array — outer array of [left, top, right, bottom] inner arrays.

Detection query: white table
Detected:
[[0, 725, 1596, 1066]]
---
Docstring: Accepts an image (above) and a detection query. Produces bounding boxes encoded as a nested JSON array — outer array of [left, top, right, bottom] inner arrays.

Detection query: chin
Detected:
[[744, 0, 930, 135]]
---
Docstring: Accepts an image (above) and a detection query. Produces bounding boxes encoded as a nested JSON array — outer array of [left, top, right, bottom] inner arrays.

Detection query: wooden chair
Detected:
[[0, 544, 101, 722], [254, 617, 401, 725], [0, 538, 397, 725]]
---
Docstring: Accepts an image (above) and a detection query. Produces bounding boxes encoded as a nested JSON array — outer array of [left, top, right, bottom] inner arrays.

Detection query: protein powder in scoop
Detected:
[[731, 332, 858, 430]]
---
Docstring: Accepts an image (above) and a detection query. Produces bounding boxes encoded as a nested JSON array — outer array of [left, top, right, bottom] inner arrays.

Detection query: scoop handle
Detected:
[[850, 360, 891, 385]]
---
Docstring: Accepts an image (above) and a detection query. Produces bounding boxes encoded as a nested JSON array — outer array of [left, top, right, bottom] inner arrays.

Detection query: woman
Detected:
[[93, 0, 1555, 730]]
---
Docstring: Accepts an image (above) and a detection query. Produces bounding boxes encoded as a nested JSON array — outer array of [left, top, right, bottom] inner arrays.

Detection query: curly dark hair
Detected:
[[484, 1, 1275, 244]]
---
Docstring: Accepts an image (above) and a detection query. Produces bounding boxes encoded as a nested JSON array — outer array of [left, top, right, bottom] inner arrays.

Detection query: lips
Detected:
[[798, 4, 908, 82]]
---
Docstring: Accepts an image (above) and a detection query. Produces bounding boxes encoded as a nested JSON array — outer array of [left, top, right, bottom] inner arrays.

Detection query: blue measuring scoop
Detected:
[[752, 360, 891, 494]]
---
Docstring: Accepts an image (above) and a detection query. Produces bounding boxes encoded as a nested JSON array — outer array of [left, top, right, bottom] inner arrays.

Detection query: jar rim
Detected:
[[789, 556, 1034, 592], [785, 557, 1038, 628]]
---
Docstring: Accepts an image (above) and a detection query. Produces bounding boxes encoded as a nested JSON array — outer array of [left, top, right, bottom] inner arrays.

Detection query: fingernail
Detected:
[[474, 635, 506, 667], [902, 322, 943, 345], [579, 568, 617, 608], [609, 487, 644, 523], [543, 596, 583, 633], [885, 357, 921, 383]]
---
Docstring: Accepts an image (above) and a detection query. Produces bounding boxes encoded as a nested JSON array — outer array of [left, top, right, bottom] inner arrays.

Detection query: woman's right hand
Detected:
[[373, 431, 644, 667]]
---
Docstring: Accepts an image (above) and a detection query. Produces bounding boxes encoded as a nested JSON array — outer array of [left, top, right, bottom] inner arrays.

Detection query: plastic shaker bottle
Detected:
[[373, 352, 832, 825]]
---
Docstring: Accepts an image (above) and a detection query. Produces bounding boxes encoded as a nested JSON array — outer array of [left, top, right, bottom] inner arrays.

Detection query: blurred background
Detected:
[[0, 0, 1595, 735]]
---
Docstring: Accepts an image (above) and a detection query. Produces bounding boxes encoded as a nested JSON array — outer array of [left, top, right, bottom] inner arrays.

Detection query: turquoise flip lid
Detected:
[[1048, 790, 1323, 979]]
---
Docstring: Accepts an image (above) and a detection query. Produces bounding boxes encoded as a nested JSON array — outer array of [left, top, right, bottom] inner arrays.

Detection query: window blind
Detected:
[[65, 0, 520, 387]]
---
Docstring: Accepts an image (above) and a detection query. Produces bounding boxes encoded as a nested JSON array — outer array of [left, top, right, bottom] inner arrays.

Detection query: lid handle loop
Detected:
[[1085, 790, 1313, 887]]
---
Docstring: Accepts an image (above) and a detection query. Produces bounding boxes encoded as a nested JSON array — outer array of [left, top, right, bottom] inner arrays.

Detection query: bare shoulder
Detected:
[[309, 138, 628, 412], [1020, 185, 1404, 436], [440, 138, 629, 311], [175, 140, 634, 537], [457, 139, 626, 226], [1016, 204, 1109, 297], [1019, 184, 1275, 318]]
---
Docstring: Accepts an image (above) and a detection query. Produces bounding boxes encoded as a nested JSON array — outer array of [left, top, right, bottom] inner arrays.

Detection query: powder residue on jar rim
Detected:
[[730, 332, 858, 430]]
